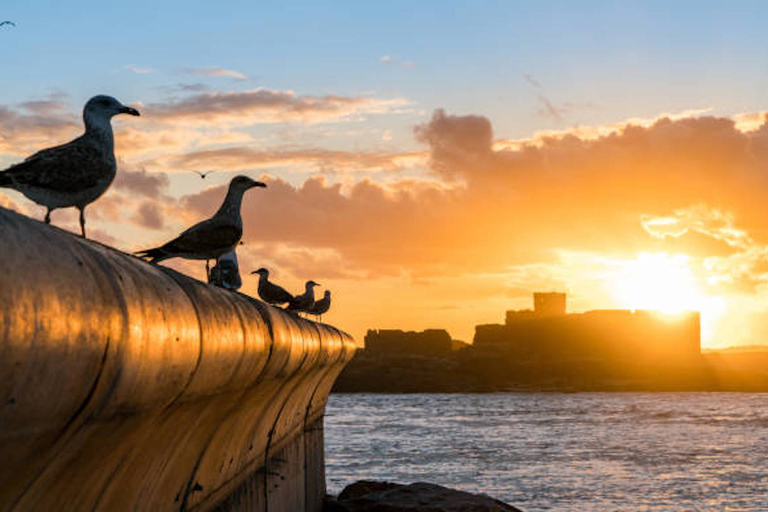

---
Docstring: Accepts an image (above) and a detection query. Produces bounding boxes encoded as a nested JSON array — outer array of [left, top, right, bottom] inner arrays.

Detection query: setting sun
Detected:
[[609, 253, 725, 345], [611, 253, 702, 313]]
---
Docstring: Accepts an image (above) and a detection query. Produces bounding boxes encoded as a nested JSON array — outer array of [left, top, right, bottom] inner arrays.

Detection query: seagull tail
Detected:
[[134, 247, 169, 263]]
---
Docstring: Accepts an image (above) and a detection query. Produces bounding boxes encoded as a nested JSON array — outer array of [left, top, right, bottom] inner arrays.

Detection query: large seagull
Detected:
[[0, 95, 140, 237], [136, 176, 266, 270]]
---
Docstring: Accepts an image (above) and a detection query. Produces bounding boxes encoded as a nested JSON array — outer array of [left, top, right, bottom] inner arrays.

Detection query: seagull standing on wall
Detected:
[[308, 290, 331, 321], [209, 250, 242, 290], [135, 176, 266, 271], [251, 268, 294, 306], [287, 280, 320, 315], [0, 95, 140, 237]]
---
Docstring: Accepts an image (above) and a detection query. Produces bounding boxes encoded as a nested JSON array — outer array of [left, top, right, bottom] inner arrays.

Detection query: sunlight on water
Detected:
[[325, 393, 768, 511]]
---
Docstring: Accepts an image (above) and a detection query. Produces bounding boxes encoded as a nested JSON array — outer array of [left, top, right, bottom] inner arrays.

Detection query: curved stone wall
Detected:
[[0, 206, 356, 512]]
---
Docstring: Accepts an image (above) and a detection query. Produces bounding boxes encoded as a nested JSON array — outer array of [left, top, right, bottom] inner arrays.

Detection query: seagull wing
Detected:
[[267, 282, 294, 303], [159, 219, 242, 256], [3, 141, 107, 193]]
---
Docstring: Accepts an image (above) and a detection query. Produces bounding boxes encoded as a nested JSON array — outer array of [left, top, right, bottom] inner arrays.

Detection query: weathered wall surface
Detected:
[[0, 206, 356, 512]]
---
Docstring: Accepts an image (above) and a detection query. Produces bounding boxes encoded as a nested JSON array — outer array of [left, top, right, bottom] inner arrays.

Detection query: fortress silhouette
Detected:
[[475, 292, 700, 362]]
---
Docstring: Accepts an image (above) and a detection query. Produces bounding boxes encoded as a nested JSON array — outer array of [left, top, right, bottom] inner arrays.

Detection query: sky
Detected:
[[3, 1, 768, 347]]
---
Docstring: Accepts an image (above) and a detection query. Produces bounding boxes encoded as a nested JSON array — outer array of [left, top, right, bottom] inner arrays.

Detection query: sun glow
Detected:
[[611, 253, 702, 313], [609, 253, 725, 345]]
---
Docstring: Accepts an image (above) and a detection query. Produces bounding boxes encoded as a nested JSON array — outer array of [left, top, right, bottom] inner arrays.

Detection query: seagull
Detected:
[[208, 250, 242, 291], [0, 95, 140, 237], [0, 21, 15, 28], [308, 290, 331, 321], [287, 280, 320, 315], [189, 170, 217, 179], [135, 176, 265, 270], [251, 268, 294, 306]]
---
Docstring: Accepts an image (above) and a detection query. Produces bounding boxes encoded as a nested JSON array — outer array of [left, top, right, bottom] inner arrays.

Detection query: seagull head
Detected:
[[307, 280, 320, 289], [324, 290, 331, 298], [84, 95, 141, 120], [230, 175, 267, 192], [252, 268, 269, 277]]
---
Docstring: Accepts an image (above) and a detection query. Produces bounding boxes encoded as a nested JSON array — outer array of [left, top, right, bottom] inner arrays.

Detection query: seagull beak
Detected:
[[250, 181, 267, 189], [121, 106, 141, 116]]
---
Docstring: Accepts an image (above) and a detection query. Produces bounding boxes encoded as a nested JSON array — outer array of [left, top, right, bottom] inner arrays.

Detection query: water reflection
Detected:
[[325, 393, 768, 511]]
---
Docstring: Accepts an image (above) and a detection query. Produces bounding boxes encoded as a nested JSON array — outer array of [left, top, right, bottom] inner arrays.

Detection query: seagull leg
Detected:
[[206, 259, 210, 275], [44, 208, 51, 224], [78, 207, 86, 238]]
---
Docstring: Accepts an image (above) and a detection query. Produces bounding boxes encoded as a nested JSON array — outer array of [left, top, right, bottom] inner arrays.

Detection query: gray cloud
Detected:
[[181, 67, 248, 80], [144, 88, 410, 125]]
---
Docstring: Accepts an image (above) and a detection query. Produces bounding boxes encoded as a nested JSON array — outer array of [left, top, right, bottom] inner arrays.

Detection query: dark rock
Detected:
[[335, 481, 524, 512], [324, 495, 352, 511], [339, 480, 402, 500]]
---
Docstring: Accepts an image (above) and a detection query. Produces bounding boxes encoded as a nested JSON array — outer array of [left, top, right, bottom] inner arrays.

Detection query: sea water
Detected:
[[325, 393, 768, 511]]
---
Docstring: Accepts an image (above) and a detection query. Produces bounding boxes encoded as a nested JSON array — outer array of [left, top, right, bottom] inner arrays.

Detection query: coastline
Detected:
[[332, 348, 768, 393]]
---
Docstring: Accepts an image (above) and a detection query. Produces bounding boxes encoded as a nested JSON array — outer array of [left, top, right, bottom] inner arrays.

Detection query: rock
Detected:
[[332, 481, 524, 512], [339, 480, 402, 501]]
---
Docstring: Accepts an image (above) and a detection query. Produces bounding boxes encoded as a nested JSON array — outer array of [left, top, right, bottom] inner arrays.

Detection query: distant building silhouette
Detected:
[[365, 329, 467, 356], [533, 292, 566, 316], [476, 293, 700, 361]]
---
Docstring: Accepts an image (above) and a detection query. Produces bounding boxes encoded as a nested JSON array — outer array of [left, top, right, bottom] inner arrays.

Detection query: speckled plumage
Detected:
[[0, 95, 140, 237]]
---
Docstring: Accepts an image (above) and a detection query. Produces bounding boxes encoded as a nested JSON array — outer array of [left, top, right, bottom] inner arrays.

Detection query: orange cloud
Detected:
[[8, 99, 768, 345], [159, 146, 427, 174], [0, 101, 79, 156]]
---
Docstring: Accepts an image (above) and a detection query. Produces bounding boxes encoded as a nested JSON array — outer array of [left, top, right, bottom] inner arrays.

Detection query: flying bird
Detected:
[[251, 268, 294, 306], [135, 176, 266, 271], [0, 21, 15, 28], [189, 170, 217, 179], [287, 280, 320, 315], [308, 290, 331, 321], [208, 250, 242, 291], [0, 95, 140, 237]]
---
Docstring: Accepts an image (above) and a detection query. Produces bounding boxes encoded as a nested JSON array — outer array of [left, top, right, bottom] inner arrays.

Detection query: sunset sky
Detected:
[[3, 1, 768, 347]]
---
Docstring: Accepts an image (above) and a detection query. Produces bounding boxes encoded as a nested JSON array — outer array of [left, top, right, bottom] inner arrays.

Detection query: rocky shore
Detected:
[[324, 481, 523, 511]]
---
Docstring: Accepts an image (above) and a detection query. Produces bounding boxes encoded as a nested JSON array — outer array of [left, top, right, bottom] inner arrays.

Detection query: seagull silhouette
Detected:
[[251, 268, 294, 306], [0, 21, 16, 28], [209, 250, 242, 290], [136, 176, 265, 271], [0, 95, 140, 237], [287, 280, 320, 316], [189, 170, 217, 179], [308, 290, 331, 321]]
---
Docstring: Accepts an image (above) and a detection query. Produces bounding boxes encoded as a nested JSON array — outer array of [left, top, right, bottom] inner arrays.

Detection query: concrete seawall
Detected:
[[0, 206, 356, 511]]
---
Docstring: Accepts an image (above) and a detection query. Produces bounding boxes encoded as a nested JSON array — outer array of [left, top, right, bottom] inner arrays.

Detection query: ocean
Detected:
[[325, 393, 768, 511]]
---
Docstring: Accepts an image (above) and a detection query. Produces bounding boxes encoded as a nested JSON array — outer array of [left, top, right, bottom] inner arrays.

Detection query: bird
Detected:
[[208, 250, 242, 291], [135, 176, 265, 271], [189, 170, 217, 179], [0, 21, 15, 28], [308, 290, 331, 321], [287, 280, 320, 315], [251, 268, 294, 306], [0, 95, 140, 237]]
